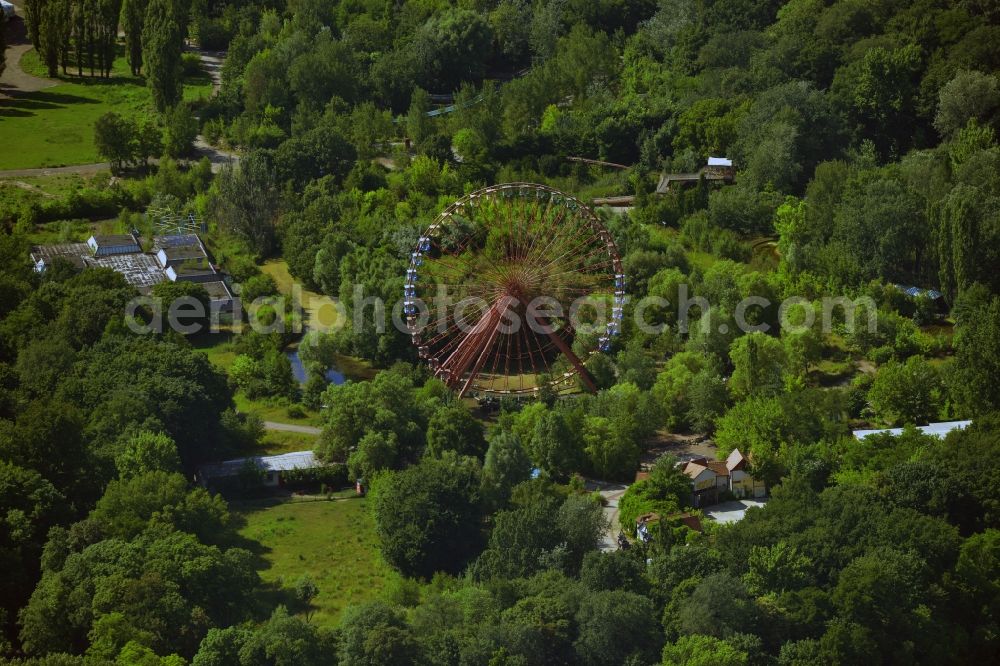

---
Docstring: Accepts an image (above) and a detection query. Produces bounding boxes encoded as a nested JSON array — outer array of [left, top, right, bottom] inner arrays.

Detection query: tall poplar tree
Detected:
[[142, 0, 183, 110], [122, 0, 148, 75], [0, 11, 6, 80], [37, 0, 69, 77], [24, 0, 43, 51], [96, 0, 121, 77]]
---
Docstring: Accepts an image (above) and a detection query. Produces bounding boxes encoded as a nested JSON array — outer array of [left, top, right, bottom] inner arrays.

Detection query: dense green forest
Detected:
[[3, 0, 1000, 664]]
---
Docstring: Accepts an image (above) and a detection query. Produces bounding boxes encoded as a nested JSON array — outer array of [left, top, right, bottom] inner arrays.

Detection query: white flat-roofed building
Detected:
[[853, 420, 972, 440], [88, 233, 141, 257], [197, 451, 322, 487]]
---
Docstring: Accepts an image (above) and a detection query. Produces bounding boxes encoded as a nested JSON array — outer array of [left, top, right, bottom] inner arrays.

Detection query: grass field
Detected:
[[237, 499, 398, 627], [258, 430, 319, 455], [0, 48, 213, 170], [233, 392, 325, 426], [261, 260, 345, 332]]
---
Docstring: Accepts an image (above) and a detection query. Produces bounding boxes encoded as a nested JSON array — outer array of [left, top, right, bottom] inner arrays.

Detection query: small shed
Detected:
[[164, 257, 218, 283]]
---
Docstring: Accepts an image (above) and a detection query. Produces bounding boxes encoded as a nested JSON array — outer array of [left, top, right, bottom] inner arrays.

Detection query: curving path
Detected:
[[0, 28, 237, 175], [0, 4, 57, 97]]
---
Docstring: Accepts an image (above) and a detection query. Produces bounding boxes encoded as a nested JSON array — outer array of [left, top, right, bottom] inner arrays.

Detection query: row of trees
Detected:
[[26, 0, 122, 77], [24, 0, 187, 110]]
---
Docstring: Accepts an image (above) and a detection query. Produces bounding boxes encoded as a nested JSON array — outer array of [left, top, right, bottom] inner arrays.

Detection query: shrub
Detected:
[[181, 52, 204, 77]]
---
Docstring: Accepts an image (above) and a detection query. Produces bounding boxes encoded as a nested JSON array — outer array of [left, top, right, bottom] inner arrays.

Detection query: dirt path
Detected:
[[1, 8, 58, 97], [263, 421, 322, 436], [186, 46, 239, 172], [2, 179, 56, 196], [642, 431, 718, 467], [0, 162, 111, 178], [192, 48, 225, 94]]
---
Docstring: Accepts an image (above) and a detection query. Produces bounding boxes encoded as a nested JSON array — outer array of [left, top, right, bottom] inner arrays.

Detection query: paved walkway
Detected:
[[703, 499, 768, 524], [0, 7, 57, 97], [189, 47, 239, 172], [263, 421, 322, 435], [587, 480, 629, 552], [191, 48, 225, 94]]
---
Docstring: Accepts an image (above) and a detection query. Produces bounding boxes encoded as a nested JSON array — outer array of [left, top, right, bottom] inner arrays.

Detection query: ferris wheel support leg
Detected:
[[535, 318, 598, 394], [437, 296, 512, 396], [458, 314, 505, 398]]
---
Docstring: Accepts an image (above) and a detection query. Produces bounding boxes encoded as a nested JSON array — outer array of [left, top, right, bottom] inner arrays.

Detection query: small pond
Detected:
[[286, 348, 346, 386]]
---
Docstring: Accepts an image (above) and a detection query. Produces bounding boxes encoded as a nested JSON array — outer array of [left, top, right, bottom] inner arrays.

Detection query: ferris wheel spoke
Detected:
[[426, 289, 510, 369], [524, 199, 591, 263], [519, 205, 576, 273], [523, 224, 599, 283], [528, 241, 614, 289], [514, 195, 541, 264], [458, 302, 511, 396], [532, 222, 604, 272], [423, 252, 506, 288], [539, 263, 617, 292]]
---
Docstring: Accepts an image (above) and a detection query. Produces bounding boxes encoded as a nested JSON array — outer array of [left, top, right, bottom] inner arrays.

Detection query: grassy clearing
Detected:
[[0, 48, 212, 170], [237, 499, 398, 627], [261, 260, 345, 332], [258, 430, 319, 455], [13, 172, 93, 195], [233, 392, 324, 426], [190, 330, 239, 373], [228, 429, 318, 457]]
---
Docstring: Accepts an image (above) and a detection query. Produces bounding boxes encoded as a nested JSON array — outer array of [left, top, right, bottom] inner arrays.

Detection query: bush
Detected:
[[181, 52, 204, 77], [281, 464, 349, 490], [163, 104, 198, 158], [202, 118, 225, 145], [94, 112, 163, 173], [193, 16, 234, 50]]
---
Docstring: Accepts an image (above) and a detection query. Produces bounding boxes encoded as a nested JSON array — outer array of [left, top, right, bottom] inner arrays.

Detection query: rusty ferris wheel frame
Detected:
[[403, 183, 626, 398]]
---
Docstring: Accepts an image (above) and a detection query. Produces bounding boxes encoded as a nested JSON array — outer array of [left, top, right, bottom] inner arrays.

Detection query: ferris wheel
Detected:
[[403, 183, 625, 397]]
